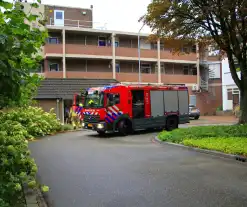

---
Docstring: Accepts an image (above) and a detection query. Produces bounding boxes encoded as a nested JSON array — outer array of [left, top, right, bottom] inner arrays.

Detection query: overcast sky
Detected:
[[42, 0, 152, 33]]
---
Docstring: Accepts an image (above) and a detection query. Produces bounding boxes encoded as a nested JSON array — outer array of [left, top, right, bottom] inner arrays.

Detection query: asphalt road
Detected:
[[29, 129, 247, 207]]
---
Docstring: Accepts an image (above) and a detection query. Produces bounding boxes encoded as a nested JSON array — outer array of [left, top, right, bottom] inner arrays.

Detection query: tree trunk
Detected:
[[239, 89, 247, 124]]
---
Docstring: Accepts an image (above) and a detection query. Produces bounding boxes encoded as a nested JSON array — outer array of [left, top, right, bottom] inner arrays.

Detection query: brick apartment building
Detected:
[[22, 2, 222, 121]]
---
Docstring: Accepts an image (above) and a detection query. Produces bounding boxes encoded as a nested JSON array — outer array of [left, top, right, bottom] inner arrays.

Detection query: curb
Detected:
[[24, 187, 48, 207], [154, 136, 247, 163], [31, 128, 83, 140]]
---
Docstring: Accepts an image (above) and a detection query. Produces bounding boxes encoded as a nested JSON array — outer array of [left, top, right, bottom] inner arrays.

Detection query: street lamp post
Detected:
[[138, 23, 145, 84]]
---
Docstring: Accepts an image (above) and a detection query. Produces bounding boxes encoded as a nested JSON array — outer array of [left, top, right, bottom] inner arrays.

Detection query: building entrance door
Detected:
[[54, 10, 64, 26]]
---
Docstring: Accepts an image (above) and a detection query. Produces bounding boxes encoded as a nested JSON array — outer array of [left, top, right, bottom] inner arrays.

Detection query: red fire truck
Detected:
[[81, 83, 189, 135]]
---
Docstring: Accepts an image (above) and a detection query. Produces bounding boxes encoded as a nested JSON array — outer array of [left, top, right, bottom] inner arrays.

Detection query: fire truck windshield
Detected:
[[84, 93, 104, 108]]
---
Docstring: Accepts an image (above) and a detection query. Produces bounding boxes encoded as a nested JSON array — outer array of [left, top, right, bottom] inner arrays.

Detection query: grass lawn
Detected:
[[158, 125, 247, 156]]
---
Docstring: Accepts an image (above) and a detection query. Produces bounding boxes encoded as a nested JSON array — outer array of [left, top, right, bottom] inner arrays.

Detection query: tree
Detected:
[[142, 0, 247, 123], [0, 0, 47, 109]]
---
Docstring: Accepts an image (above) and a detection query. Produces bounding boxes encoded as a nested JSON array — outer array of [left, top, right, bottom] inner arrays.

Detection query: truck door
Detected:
[[131, 90, 145, 119]]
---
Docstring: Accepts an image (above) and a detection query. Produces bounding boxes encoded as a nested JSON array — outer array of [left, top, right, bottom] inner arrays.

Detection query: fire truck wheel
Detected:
[[97, 131, 106, 136], [118, 119, 131, 136], [165, 116, 178, 131]]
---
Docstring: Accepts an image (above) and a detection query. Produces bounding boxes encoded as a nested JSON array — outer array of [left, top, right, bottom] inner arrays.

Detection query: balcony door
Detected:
[[54, 10, 64, 26]]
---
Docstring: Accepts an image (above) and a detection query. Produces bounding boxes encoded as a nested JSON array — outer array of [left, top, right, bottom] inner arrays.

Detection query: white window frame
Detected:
[[189, 95, 197, 106]]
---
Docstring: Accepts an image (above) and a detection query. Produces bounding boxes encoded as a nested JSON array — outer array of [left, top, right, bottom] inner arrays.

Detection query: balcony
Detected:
[[116, 73, 158, 83], [66, 71, 113, 79], [66, 44, 112, 57], [44, 71, 63, 78], [162, 74, 197, 84], [160, 51, 196, 62], [44, 44, 63, 54], [116, 48, 157, 60], [47, 18, 107, 30]]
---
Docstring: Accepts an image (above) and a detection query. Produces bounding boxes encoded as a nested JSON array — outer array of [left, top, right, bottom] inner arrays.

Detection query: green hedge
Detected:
[[0, 106, 64, 207], [0, 106, 62, 138], [158, 125, 247, 156], [183, 138, 247, 156], [158, 125, 247, 143]]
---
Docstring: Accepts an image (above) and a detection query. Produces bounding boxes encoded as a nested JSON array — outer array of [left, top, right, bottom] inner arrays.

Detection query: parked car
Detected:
[[189, 104, 200, 120]]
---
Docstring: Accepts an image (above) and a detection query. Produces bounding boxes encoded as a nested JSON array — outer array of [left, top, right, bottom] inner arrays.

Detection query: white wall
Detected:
[[222, 58, 241, 110]]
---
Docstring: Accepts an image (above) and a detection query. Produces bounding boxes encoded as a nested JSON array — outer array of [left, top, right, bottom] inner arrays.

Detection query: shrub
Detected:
[[0, 132, 38, 207], [0, 106, 61, 206], [233, 104, 241, 118], [0, 106, 62, 138], [159, 125, 247, 143], [183, 137, 247, 156], [216, 105, 223, 111]]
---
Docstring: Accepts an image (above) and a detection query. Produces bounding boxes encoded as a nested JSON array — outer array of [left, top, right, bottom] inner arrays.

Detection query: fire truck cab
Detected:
[[82, 83, 189, 135]]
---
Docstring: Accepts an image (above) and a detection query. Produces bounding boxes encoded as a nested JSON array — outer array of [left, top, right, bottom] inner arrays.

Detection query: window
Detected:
[[116, 64, 120, 73], [48, 37, 58, 44], [209, 64, 221, 79], [107, 93, 120, 106], [182, 47, 189, 53], [151, 43, 164, 50], [191, 67, 197, 75], [183, 66, 189, 75], [192, 45, 196, 53], [189, 95, 196, 106], [141, 63, 151, 74], [98, 37, 106, 46], [115, 41, 119, 47], [56, 11, 63, 20], [227, 89, 232, 100], [84, 92, 104, 108], [49, 63, 59, 72], [233, 88, 240, 95]]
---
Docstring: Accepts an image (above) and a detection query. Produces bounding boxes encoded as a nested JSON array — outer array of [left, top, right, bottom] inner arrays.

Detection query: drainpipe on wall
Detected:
[[196, 43, 200, 88], [62, 29, 66, 78], [61, 99, 64, 125], [56, 99, 60, 120], [157, 38, 161, 83], [112, 33, 116, 79], [138, 23, 145, 83]]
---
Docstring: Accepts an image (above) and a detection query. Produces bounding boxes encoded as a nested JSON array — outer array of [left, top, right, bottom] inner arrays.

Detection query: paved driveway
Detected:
[[29, 129, 247, 207]]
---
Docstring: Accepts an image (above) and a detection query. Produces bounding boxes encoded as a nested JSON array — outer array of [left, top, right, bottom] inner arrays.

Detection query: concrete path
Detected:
[[29, 128, 247, 207]]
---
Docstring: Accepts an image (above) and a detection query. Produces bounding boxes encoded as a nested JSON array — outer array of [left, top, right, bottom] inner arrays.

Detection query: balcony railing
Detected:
[[44, 71, 63, 78], [48, 18, 107, 30], [66, 44, 112, 56], [116, 72, 158, 83], [116, 47, 157, 59], [44, 43, 197, 61], [45, 44, 63, 54], [162, 74, 197, 84], [66, 71, 113, 79], [160, 51, 197, 61]]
